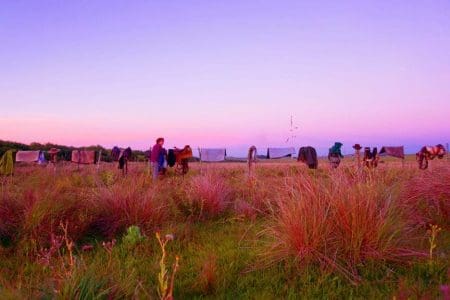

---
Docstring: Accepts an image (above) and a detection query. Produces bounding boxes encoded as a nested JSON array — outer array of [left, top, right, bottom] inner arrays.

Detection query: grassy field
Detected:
[[0, 158, 449, 299]]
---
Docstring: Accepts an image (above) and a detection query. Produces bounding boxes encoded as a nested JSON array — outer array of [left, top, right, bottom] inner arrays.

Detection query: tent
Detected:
[[15, 150, 47, 164], [199, 148, 226, 162], [71, 150, 97, 164], [267, 147, 295, 159], [379, 146, 405, 159]]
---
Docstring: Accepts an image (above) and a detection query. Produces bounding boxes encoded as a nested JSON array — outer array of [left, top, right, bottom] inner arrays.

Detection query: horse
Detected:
[[416, 144, 446, 170], [172, 145, 193, 175], [363, 147, 379, 168], [111, 146, 132, 175]]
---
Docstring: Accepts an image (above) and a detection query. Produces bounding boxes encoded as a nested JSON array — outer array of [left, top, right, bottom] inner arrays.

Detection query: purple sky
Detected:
[[1, 0, 449, 156]]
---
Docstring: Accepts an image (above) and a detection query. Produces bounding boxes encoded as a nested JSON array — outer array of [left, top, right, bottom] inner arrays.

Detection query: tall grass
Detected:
[[0, 166, 167, 251], [0, 163, 448, 298], [184, 173, 232, 221], [262, 169, 427, 282], [401, 166, 450, 229], [89, 183, 168, 238]]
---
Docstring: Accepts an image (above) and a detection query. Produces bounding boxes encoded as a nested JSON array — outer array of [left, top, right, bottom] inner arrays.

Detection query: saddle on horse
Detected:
[[416, 144, 446, 169], [172, 145, 193, 174]]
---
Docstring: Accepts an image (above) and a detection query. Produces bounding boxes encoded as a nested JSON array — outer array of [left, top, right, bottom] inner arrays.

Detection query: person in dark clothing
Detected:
[[151, 137, 164, 181]]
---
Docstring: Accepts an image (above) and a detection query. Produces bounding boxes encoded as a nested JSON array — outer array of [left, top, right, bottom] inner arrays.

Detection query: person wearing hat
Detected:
[[328, 142, 344, 168]]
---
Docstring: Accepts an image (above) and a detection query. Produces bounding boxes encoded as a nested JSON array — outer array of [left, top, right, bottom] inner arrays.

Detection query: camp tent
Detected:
[[267, 147, 295, 159], [15, 150, 47, 164], [199, 148, 226, 162], [379, 146, 405, 159]]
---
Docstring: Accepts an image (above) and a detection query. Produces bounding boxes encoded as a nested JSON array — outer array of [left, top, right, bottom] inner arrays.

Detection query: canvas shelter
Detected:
[[379, 146, 405, 159], [15, 150, 47, 164]]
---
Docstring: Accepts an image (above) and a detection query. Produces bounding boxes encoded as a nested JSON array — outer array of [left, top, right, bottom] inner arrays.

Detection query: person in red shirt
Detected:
[[151, 137, 164, 181]]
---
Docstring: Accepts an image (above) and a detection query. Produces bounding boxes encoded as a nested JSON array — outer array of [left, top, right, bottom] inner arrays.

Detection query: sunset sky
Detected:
[[1, 1, 449, 156]]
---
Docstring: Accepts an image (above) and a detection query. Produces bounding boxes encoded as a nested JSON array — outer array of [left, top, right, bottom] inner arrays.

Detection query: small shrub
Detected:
[[262, 171, 426, 283], [123, 225, 144, 246], [89, 184, 167, 238], [185, 173, 231, 221]]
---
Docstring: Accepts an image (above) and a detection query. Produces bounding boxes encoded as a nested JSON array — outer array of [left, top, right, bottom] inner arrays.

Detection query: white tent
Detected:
[[16, 150, 47, 164]]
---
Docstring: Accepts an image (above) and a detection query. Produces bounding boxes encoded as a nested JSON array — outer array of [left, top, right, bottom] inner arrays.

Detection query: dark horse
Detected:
[[416, 144, 446, 169], [111, 146, 132, 174]]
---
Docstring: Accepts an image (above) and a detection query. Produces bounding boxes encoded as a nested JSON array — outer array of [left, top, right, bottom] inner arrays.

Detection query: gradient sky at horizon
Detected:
[[1, 0, 449, 156]]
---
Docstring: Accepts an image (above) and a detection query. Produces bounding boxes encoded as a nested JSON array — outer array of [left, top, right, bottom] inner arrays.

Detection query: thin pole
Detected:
[[355, 149, 361, 168], [198, 147, 202, 175], [447, 143, 449, 162], [97, 150, 102, 171]]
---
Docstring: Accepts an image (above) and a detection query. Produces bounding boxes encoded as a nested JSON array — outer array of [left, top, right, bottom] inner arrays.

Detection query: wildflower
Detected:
[[82, 244, 94, 252], [102, 239, 116, 253]]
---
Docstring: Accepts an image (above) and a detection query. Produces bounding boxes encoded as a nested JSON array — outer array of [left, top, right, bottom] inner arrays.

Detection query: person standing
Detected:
[[151, 137, 164, 181]]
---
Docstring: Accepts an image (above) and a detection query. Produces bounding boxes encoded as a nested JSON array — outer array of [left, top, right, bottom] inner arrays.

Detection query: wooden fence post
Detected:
[[447, 143, 449, 162], [97, 150, 102, 171]]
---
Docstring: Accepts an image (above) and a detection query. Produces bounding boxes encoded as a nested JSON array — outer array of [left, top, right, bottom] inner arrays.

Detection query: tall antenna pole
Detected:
[[285, 115, 299, 157]]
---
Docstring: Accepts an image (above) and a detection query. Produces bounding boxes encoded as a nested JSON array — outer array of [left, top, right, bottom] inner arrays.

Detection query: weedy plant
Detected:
[[428, 224, 442, 263], [156, 232, 179, 300], [102, 238, 116, 268]]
